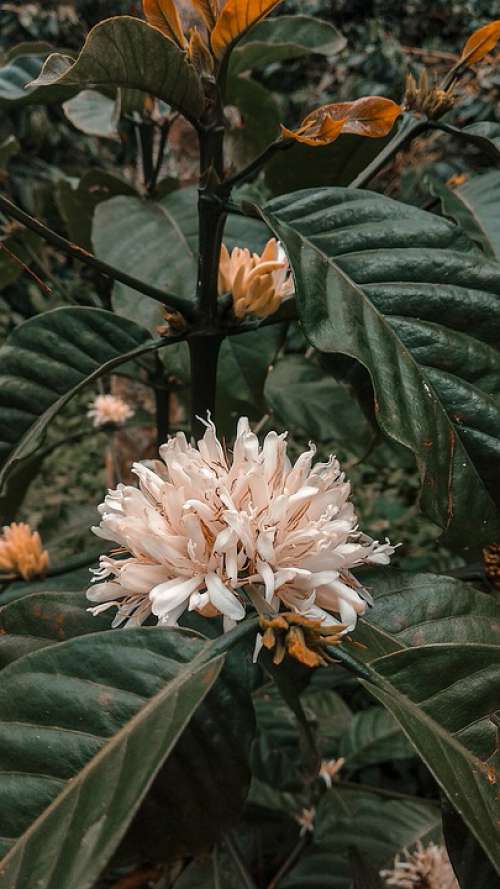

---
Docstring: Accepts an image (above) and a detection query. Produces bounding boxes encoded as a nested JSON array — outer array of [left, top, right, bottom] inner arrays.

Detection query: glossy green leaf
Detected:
[[0, 590, 110, 669], [433, 170, 500, 259], [355, 569, 500, 659], [230, 14, 346, 74], [62, 89, 120, 140], [262, 188, 500, 547], [264, 353, 374, 446], [338, 706, 414, 770], [282, 788, 441, 889], [364, 643, 500, 875], [29, 17, 205, 122], [0, 628, 224, 888], [0, 307, 158, 489]]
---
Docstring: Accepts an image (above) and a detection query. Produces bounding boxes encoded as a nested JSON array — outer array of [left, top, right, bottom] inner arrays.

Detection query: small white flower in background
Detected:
[[218, 238, 294, 319], [295, 807, 316, 836], [0, 522, 49, 581], [381, 842, 459, 889], [87, 394, 134, 428], [319, 757, 345, 788], [87, 416, 395, 633]]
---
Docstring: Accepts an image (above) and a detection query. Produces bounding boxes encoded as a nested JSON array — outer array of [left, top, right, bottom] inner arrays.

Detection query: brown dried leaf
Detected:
[[282, 96, 402, 146]]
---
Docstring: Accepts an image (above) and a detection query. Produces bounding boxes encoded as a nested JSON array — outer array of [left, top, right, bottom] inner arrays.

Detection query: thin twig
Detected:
[[223, 833, 259, 889], [266, 834, 309, 889], [400, 45, 456, 61], [0, 193, 196, 320], [0, 241, 52, 294], [222, 138, 293, 193]]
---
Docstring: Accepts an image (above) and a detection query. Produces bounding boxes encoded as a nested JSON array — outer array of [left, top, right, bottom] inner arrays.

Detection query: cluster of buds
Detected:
[[258, 612, 347, 668], [0, 522, 49, 581], [218, 238, 294, 319], [403, 71, 455, 120]]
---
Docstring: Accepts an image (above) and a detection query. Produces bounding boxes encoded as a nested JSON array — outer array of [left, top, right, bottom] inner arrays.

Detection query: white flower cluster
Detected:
[[87, 418, 395, 631]]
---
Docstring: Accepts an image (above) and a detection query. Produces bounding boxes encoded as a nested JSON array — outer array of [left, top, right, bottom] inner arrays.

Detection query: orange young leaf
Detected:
[[282, 96, 402, 147], [211, 0, 284, 60], [143, 0, 187, 47], [191, 0, 218, 30], [459, 19, 500, 66]]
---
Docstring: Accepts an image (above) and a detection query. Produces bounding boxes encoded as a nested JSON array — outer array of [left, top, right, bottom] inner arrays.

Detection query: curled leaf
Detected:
[[282, 96, 402, 147], [143, 0, 187, 47], [211, 0, 284, 60], [459, 19, 500, 66]]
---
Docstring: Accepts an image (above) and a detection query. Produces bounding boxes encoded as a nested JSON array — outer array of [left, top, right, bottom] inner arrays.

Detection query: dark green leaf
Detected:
[[433, 121, 500, 163], [364, 643, 500, 875], [262, 188, 500, 548], [443, 805, 500, 889], [432, 170, 500, 259], [216, 326, 285, 435], [265, 133, 392, 195], [226, 76, 280, 167], [29, 17, 205, 122], [264, 353, 374, 446], [338, 706, 414, 770], [0, 590, 110, 669], [126, 635, 257, 859], [0, 628, 223, 888], [92, 191, 198, 327], [355, 569, 500, 659], [56, 169, 136, 250], [0, 307, 158, 489], [230, 15, 346, 74], [282, 788, 441, 889]]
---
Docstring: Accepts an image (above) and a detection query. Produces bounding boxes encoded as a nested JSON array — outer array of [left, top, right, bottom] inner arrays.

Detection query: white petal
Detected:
[[150, 575, 202, 619], [205, 572, 245, 620]]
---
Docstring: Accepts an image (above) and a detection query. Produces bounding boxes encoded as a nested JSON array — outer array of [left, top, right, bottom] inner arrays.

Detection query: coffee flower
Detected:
[[87, 417, 395, 631], [0, 522, 49, 581], [218, 238, 294, 319], [87, 394, 134, 428], [381, 842, 458, 889]]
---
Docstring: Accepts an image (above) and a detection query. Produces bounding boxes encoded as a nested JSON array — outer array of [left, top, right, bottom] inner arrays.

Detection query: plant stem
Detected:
[[188, 334, 222, 439], [224, 833, 258, 889], [349, 116, 429, 189], [266, 835, 309, 889], [0, 193, 196, 320]]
